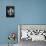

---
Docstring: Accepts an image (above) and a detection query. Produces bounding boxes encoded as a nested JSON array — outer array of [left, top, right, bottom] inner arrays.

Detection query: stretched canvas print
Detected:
[[6, 6, 15, 17]]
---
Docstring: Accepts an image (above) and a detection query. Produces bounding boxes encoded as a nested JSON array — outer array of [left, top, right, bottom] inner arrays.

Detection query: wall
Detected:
[[0, 0, 46, 44], [17, 0, 46, 24]]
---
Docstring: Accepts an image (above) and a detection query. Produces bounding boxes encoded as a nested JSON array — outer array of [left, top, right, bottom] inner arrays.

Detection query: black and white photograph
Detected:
[[6, 6, 15, 17]]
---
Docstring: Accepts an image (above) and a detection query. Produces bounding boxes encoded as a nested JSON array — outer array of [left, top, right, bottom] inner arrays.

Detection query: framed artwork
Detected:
[[6, 6, 15, 17], [18, 24, 46, 41]]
